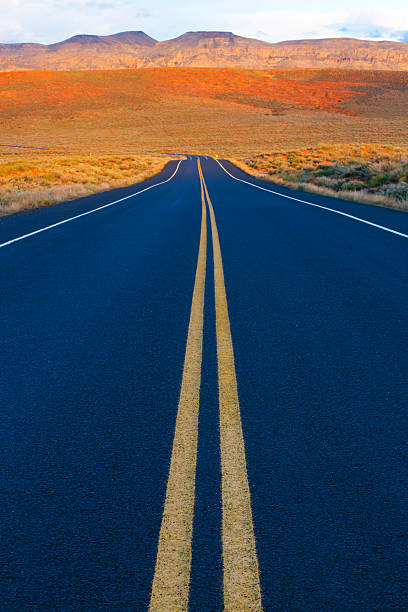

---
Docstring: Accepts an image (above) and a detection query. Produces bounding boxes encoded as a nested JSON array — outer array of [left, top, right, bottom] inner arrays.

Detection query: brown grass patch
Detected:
[[1, 68, 407, 214], [234, 144, 408, 211], [0, 154, 173, 216], [0, 68, 407, 158]]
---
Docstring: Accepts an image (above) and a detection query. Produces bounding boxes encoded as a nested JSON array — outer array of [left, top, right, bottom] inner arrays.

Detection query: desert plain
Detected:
[[1, 67, 408, 213]]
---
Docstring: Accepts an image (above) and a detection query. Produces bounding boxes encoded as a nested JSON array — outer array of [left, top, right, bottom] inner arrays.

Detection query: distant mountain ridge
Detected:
[[50, 32, 157, 48], [1, 30, 408, 71]]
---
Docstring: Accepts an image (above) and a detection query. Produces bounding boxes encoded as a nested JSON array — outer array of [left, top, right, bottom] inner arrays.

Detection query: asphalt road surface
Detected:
[[1, 157, 407, 611]]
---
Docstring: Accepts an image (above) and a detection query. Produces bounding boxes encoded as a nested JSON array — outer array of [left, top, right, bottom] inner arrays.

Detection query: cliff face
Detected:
[[1, 31, 408, 71]]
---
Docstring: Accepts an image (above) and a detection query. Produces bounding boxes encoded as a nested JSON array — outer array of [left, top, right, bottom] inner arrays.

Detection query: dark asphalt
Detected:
[[1, 157, 407, 610]]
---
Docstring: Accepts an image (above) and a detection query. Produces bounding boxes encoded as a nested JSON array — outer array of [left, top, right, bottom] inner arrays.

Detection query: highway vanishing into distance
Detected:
[[1, 157, 407, 610]]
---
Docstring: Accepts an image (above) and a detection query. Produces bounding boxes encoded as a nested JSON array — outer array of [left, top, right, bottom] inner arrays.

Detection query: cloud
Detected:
[[327, 12, 408, 42], [1, 2, 408, 45], [170, 7, 408, 44], [220, 9, 408, 43], [84, 2, 115, 8], [0, 0, 155, 43]]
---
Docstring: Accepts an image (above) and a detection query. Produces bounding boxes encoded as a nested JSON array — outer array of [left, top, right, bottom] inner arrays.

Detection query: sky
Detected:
[[2, 0, 408, 45]]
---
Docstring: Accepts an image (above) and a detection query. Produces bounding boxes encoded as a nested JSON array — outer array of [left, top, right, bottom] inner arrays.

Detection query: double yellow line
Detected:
[[149, 160, 262, 611]]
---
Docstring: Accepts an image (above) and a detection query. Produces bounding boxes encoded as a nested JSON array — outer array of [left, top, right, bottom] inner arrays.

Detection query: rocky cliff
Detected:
[[1, 31, 407, 71]]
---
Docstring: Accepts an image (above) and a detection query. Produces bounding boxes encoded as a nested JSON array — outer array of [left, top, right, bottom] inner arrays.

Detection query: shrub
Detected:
[[314, 177, 343, 190], [381, 182, 408, 201], [400, 165, 408, 182], [238, 144, 408, 211], [342, 180, 365, 191], [344, 165, 370, 180], [316, 166, 336, 177], [368, 171, 391, 188], [0, 154, 173, 216]]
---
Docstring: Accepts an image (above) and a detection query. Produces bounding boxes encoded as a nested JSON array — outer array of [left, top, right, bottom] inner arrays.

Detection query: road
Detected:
[[1, 156, 407, 610]]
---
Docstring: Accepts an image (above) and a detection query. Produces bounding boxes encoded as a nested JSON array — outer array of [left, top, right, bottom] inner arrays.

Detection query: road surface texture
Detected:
[[1, 157, 407, 610]]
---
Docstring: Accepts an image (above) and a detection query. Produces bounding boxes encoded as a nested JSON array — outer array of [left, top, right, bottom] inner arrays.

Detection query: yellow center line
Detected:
[[149, 170, 207, 611], [199, 159, 263, 611]]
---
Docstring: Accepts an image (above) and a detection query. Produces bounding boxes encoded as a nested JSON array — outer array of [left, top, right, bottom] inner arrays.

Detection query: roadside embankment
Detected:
[[0, 154, 175, 216], [233, 144, 408, 212]]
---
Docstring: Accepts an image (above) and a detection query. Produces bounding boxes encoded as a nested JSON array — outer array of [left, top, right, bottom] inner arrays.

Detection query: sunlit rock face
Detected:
[[0, 31, 408, 71]]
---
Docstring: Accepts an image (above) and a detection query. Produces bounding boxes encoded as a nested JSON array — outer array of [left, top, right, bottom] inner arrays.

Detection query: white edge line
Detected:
[[215, 159, 408, 240], [0, 160, 183, 249]]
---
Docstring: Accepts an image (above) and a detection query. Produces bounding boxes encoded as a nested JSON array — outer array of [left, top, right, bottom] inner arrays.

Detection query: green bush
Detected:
[[399, 165, 408, 182], [368, 172, 391, 188], [344, 164, 370, 180], [381, 182, 408, 201], [342, 180, 365, 191], [316, 166, 336, 177]]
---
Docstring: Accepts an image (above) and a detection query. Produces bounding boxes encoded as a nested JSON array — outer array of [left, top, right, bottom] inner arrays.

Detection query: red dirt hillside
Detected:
[[0, 68, 407, 156], [0, 68, 371, 115]]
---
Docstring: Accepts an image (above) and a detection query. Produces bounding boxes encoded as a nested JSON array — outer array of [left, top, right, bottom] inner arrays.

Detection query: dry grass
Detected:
[[234, 144, 408, 211], [0, 154, 173, 215], [1, 68, 407, 214], [1, 68, 407, 158]]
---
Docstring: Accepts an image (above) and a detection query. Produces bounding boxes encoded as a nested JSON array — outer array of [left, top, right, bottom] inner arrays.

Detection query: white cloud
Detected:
[[214, 9, 408, 43], [1, 2, 408, 44], [325, 10, 408, 42], [0, 0, 155, 43]]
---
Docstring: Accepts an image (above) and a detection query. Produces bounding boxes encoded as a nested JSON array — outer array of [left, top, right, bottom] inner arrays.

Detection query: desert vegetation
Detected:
[[1, 68, 407, 214], [236, 144, 408, 210], [0, 154, 172, 215], [1, 69, 407, 158]]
